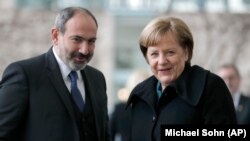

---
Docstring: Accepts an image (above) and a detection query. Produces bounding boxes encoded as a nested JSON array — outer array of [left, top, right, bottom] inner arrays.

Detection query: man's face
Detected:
[[218, 67, 240, 95], [52, 12, 97, 70]]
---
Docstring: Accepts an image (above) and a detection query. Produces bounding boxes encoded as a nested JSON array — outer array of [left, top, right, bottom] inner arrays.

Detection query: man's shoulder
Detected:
[[85, 65, 103, 75], [240, 93, 250, 101], [11, 48, 52, 67], [5, 53, 46, 71]]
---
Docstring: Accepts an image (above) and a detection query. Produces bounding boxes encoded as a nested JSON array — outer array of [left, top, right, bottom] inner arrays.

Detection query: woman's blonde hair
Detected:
[[139, 17, 193, 63]]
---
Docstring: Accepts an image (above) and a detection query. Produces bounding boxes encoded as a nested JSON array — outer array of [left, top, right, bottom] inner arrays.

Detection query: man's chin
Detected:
[[69, 62, 87, 71]]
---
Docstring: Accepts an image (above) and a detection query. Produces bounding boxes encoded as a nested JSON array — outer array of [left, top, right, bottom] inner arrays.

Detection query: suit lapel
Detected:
[[45, 48, 76, 121], [81, 67, 103, 140], [237, 94, 246, 113]]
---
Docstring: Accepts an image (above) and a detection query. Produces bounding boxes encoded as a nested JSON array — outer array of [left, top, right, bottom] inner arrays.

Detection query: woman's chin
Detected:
[[160, 77, 174, 86]]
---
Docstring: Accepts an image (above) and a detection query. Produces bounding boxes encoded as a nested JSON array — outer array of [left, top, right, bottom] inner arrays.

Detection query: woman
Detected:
[[126, 17, 236, 141]]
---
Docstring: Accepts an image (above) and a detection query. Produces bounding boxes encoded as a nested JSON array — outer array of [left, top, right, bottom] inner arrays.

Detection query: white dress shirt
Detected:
[[52, 47, 86, 102], [232, 90, 241, 109]]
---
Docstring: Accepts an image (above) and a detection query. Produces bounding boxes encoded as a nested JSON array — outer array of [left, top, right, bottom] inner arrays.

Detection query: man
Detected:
[[0, 7, 110, 141], [218, 64, 250, 124]]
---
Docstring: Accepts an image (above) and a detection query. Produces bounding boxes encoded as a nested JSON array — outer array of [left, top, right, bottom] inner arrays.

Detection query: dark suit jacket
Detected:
[[0, 48, 109, 141], [236, 94, 250, 124]]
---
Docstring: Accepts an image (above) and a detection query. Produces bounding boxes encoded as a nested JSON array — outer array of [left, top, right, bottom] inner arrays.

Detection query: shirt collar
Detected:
[[52, 47, 71, 80], [156, 81, 162, 100], [232, 90, 241, 108]]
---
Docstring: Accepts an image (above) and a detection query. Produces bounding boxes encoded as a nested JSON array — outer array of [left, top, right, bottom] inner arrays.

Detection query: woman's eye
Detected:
[[151, 53, 158, 57], [167, 51, 175, 55]]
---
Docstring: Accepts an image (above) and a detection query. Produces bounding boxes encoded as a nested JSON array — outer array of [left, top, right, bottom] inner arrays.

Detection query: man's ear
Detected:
[[51, 27, 59, 46]]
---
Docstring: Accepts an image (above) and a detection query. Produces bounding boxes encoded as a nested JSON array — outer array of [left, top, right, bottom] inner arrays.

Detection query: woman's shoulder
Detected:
[[189, 65, 229, 96], [189, 65, 222, 82], [131, 76, 156, 93]]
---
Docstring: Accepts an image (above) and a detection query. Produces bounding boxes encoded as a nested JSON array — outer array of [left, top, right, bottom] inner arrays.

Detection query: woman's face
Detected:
[[146, 33, 188, 90]]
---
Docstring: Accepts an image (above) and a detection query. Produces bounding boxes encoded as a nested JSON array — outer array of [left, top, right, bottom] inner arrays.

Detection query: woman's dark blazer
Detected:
[[126, 64, 237, 141], [0, 48, 109, 141]]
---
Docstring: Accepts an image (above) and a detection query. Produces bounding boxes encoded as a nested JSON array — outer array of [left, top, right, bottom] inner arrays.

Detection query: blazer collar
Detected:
[[171, 63, 209, 106], [127, 63, 209, 107], [80, 67, 105, 141], [237, 94, 250, 112], [126, 76, 158, 109]]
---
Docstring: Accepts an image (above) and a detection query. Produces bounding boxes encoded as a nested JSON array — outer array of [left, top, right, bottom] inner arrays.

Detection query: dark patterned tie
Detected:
[[68, 71, 84, 112]]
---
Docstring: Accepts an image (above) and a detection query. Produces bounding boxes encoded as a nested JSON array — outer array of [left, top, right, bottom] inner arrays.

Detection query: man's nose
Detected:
[[79, 42, 89, 55]]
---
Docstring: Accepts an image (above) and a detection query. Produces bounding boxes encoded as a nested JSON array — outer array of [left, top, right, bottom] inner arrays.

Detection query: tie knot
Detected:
[[69, 71, 78, 82]]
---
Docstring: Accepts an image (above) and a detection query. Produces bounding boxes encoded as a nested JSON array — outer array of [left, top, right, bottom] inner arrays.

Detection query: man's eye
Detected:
[[72, 37, 82, 42], [88, 39, 96, 45]]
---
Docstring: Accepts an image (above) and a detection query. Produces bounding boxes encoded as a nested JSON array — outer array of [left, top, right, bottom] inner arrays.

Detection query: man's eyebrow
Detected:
[[69, 35, 97, 40], [89, 37, 97, 40]]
